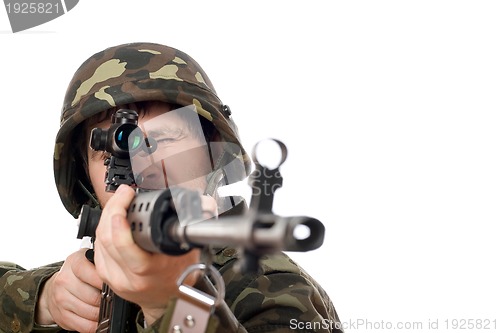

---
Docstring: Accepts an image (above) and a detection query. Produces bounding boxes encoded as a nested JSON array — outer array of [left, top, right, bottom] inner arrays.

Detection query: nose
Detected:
[[136, 161, 169, 190]]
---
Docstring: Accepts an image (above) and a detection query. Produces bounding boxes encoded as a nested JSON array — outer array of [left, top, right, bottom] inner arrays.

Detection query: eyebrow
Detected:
[[142, 126, 185, 139]]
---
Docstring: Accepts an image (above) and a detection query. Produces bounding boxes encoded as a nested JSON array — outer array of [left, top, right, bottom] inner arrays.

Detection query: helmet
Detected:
[[54, 42, 251, 218]]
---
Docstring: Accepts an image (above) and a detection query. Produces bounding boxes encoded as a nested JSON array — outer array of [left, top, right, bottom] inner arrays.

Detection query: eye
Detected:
[[157, 137, 176, 144], [154, 134, 184, 148]]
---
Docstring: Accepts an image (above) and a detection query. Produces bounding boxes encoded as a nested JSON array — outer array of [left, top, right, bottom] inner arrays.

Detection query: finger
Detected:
[[97, 184, 135, 233], [201, 195, 218, 219], [94, 185, 152, 282], [48, 286, 99, 331], [51, 266, 102, 312], [96, 185, 136, 261], [56, 308, 98, 333], [66, 281, 101, 308], [93, 236, 124, 284], [71, 249, 103, 290], [59, 293, 100, 322], [110, 213, 151, 272]]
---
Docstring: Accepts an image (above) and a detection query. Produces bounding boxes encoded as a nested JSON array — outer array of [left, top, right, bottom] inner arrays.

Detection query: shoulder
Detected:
[[212, 248, 305, 298], [212, 248, 341, 331]]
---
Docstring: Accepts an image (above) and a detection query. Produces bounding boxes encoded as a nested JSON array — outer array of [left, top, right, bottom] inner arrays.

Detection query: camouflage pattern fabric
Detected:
[[54, 42, 251, 218], [208, 249, 343, 333], [142, 248, 343, 333], [1, 252, 343, 333], [0, 262, 62, 333]]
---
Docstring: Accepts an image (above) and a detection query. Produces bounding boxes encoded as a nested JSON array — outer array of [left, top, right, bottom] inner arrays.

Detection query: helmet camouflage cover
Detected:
[[54, 42, 251, 218]]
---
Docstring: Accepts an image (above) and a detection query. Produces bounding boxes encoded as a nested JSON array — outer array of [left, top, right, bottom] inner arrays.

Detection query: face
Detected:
[[87, 103, 213, 207]]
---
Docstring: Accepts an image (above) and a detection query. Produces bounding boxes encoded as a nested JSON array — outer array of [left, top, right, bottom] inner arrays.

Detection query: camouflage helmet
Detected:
[[54, 42, 251, 218]]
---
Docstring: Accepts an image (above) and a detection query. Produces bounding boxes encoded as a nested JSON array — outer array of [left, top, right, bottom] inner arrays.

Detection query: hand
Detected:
[[36, 248, 102, 333], [93, 185, 216, 325]]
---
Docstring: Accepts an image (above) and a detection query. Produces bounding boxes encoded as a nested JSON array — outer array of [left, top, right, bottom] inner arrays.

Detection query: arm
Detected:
[[0, 261, 62, 333], [1, 248, 103, 333]]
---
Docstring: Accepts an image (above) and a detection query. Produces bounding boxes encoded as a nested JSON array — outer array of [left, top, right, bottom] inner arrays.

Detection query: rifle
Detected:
[[76, 108, 325, 333]]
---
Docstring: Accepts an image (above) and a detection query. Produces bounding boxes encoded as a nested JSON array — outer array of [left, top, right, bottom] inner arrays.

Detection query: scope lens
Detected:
[[115, 124, 142, 151]]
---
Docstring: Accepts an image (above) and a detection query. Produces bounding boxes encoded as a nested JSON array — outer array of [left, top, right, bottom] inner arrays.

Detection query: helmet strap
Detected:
[[77, 179, 101, 209], [204, 144, 248, 213]]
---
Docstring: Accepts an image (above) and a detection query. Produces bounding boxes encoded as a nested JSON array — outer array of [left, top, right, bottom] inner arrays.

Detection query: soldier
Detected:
[[0, 42, 343, 333]]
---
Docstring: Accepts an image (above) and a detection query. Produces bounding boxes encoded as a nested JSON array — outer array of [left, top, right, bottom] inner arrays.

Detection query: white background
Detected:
[[1, 1, 499, 332]]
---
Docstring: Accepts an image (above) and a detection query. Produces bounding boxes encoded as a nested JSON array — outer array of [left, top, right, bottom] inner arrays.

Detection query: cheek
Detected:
[[169, 147, 212, 189]]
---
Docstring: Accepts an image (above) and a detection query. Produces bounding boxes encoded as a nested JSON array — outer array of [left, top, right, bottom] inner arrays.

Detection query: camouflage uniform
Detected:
[[0, 262, 62, 333], [1, 43, 343, 332], [1, 250, 342, 333]]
